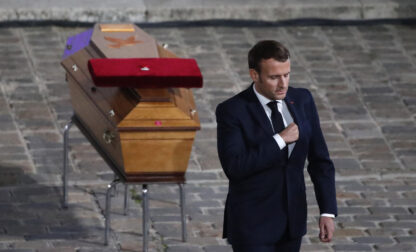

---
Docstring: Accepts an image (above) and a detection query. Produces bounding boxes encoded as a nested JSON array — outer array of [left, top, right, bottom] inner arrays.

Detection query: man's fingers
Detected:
[[280, 122, 299, 143], [319, 217, 334, 243], [320, 229, 330, 242], [322, 225, 328, 240], [319, 221, 326, 241], [327, 229, 333, 241], [287, 122, 297, 129], [326, 223, 334, 242], [319, 232, 325, 241], [324, 224, 331, 242]]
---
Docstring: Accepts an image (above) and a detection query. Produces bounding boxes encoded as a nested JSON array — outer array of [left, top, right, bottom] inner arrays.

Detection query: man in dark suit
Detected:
[[216, 40, 337, 252]]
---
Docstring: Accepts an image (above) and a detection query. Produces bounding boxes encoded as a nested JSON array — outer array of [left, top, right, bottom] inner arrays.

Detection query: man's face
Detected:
[[250, 58, 291, 100]]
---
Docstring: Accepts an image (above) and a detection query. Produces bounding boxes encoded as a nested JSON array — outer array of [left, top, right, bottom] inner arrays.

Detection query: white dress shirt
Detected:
[[253, 85, 335, 219]]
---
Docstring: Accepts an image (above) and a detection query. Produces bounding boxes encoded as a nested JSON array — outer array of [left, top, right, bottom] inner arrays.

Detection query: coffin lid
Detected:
[[61, 23, 200, 132], [90, 24, 159, 58]]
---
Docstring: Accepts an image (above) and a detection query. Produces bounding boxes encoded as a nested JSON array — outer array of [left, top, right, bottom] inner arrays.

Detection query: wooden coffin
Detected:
[[61, 24, 202, 183]]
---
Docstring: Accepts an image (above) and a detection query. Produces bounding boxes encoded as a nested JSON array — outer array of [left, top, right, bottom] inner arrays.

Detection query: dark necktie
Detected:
[[267, 101, 288, 159], [267, 101, 286, 134]]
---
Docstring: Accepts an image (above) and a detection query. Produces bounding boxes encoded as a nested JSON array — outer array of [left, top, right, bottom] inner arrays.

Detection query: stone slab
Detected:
[[0, 0, 415, 23]]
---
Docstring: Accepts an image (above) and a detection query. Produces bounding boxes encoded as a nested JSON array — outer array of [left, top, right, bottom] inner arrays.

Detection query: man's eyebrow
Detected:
[[269, 71, 291, 76]]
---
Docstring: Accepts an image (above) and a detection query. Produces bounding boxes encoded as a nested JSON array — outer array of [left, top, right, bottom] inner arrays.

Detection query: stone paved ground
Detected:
[[0, 23, 415, 251]]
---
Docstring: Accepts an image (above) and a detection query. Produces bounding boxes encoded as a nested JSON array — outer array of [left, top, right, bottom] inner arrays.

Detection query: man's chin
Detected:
[[274, 93, 287, 100]]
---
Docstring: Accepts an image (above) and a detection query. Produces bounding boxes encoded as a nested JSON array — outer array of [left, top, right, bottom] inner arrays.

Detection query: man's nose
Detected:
[[277, 76, 285, 86]]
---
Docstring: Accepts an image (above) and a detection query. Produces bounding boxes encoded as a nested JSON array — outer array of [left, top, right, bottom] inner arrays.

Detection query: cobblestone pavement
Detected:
[[0, 23, 415, 252]]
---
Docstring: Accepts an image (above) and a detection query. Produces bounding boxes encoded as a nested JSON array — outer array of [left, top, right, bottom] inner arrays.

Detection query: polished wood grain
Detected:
[[121, 139, 193, 173], [120, 131, 195, 140], [117, 119, 200, 131], [124, 172, 185, 183], [73, 115, 186, 183], [67, 76, 124, 170], [136, 88, 172, 102]]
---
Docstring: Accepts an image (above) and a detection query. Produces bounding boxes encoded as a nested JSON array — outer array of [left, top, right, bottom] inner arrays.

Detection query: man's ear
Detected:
[[249, 69, 259, 82]]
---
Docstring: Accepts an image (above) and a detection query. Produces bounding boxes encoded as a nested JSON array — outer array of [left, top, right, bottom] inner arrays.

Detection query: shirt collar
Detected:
[[252, 83, 282, 107]]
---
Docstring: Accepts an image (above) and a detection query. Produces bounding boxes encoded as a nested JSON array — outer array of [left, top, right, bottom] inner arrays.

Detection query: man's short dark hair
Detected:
[[248, 40, 290, 73]]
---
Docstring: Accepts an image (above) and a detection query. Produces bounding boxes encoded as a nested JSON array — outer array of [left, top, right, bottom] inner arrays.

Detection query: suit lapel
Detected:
[[244, 85, 275, 136], [284, 89, 301, 159], [284, 90, 299, 125]]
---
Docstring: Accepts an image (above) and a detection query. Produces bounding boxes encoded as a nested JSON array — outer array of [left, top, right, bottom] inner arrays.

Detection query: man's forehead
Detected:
[[260, 58, 290, 64], [260, 58, 291, 72]]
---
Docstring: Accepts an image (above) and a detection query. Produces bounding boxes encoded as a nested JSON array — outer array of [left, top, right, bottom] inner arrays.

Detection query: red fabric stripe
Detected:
[[88, 58, 203, 88]]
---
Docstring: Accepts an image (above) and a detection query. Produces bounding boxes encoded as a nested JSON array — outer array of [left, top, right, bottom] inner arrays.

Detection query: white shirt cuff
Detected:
[[321, 213, 335, 218], [273, 134, 287, 150]]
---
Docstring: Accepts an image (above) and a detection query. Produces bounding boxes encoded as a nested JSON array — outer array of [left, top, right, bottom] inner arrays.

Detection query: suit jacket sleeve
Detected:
[[305, 90, 338, 216], [216, 102, 283, 182]]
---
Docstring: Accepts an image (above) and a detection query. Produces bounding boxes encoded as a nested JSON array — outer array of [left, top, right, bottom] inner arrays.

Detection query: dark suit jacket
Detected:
[[216, 84, 337, 245]]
